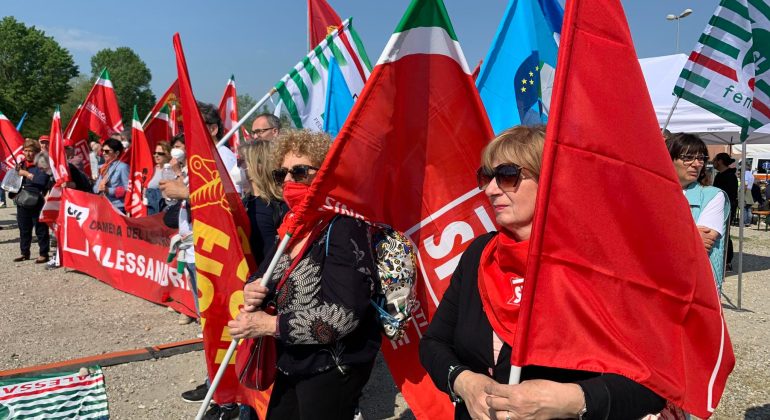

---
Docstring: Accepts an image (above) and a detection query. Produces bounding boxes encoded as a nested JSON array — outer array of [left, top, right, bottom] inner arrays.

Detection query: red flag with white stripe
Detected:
[[66, 69, 124, 141], [144, 103, 173, 151], [217, 75, 241, 153], [124, 106, 154, 217], [48, 106, 70, 185], [0, 111, 25, 178]]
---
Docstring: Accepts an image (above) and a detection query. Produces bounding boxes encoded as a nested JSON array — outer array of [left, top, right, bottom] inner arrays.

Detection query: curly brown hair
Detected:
[[271, 129, 331, 169]]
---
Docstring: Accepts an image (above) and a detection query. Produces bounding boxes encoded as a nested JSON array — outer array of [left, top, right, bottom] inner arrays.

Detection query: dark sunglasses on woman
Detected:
[[272, 164, 319, 186], [477, 163, 526, 191]]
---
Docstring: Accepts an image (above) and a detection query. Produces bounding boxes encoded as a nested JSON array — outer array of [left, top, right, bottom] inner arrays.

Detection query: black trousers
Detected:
[[16, 202, 49, 257], [266, 361, 374, 420]]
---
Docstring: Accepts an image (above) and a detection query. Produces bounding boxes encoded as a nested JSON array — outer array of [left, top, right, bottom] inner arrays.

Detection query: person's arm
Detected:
[[108, 163, 129, 198], [28, 168, 50, 190], [577, 374, 666, 419], [276, 217, 375, 345]]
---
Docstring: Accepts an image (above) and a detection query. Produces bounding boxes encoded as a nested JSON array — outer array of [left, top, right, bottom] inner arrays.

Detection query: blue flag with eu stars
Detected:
[[476, 0, 563, 134]]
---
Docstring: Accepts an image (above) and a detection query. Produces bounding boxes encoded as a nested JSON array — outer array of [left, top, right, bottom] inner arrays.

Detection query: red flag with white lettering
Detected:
[[173, 33, 267, 415], [125, 107, 154, 217], [510, 0, 734, 417], [285, 0, 493, 417], [48, 107, 70, 185], [217, 75, 241, 153], [67, 69, 124, 141]]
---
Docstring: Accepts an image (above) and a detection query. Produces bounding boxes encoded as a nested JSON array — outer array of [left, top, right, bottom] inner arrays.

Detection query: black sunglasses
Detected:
[[477, 163, 526, 191], [154, 152, 167, 156], [272, 164, 319, 186]]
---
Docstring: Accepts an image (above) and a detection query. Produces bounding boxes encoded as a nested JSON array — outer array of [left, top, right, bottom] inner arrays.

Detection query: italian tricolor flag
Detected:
[[144, 103, 172, 151], [674, 0, 770, 139]]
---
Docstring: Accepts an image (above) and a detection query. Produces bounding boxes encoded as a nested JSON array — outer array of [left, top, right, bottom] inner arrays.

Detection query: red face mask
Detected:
[[282, 182, 310, 210]]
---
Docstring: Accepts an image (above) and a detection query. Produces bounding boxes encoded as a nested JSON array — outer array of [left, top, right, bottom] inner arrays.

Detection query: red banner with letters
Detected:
[[57, 189, 196, 317]]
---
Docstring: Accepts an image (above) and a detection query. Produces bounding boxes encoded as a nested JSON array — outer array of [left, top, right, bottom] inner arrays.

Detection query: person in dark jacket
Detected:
[[13, 139, 52, 263], [419, 126, 666, 420], [712, 153, 738, 268]]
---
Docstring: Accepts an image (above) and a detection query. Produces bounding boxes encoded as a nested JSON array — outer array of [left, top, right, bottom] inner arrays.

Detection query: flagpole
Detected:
[[508, 366, 522, 385], [216, 89, 276, 149], [661, 96, 681, 133], [0, 130, 21, 167], [737, 141, 746, 310], [195, 233, 292, 420]]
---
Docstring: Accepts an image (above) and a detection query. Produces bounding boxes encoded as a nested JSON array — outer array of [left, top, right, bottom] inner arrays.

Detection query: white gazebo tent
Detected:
[[640, 54, 770, 309]]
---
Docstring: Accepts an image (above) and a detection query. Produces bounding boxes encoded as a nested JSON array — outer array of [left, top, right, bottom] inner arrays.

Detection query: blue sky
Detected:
[[3, 0, 718, 105]]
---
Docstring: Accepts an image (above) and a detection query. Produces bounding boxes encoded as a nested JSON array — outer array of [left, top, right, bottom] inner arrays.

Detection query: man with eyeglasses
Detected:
[[249, 113, 281, 141]]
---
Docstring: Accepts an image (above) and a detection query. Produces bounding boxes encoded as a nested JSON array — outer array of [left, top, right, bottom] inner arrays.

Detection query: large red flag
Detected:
[[125, 107, 154, 217], [0, 111, 25, 177], [48, 107, 70, 185], [173, 33, 267, 415], [308, 0, 342, 50], [144, 103, 173, 151], [68, 69, 124, 141], [217, 75, 241, 153], [286, 0, 493, 417], [510, 0, 734, 417]]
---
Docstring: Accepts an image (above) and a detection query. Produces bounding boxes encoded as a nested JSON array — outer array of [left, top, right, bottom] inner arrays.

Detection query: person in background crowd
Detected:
[[742, 163, 755, 226], [145, 141, 172, 215], [419, 126, 665, 420], [38, 135, 50, 153], [229, 130, 381, 420], [93, 138, 129, 213], [239, 141, 288, 265], [250, 113, 281, 141], [666, 133, 730, 290], [89, 140, 104, 180], [12, 139, 53, 263], [712, 153, 738, 270]]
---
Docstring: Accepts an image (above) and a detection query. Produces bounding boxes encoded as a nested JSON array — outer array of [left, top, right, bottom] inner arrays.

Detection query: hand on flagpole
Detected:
[[228, 309, 277, 340], [243, 281, 268, 312], [484, 380, 585, 420], [453, 371, 497, 420]]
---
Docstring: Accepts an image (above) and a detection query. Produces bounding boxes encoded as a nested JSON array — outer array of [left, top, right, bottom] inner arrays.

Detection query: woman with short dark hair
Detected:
[[93, 138, 129, 213]]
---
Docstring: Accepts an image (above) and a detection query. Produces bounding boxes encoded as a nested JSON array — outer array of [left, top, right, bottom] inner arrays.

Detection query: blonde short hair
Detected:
[[481, 125, 545, 180], [271, 129, 331, 169], [239, 141, 282, 202]]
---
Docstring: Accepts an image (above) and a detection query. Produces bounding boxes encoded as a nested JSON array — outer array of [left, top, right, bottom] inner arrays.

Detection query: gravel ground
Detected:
[[0, 203, 767, 419]]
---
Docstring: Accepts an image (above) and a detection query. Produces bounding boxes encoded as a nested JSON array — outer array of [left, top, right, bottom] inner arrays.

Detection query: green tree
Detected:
[[0, 17, 78, 137], [90, 47, 155, 126], [237, 93, 257, 129], [60, 75, 93, 130]]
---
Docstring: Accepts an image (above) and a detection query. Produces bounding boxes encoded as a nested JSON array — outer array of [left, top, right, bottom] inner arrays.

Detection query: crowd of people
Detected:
[[5, 105, 750, 419]]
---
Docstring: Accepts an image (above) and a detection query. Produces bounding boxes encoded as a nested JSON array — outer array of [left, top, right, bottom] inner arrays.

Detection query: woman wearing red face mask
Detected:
[[228, 130, 380, 420]]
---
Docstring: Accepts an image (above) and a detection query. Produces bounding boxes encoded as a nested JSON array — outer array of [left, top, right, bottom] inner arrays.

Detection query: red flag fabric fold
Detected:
[[217, 76, 241, 154], [48, 108, 70, 186], [125, 109, 154, 217], [308, 0, 342, 50], [67, 69, 124, 141], [511, 0, 734, 417], [0, 112, 26, 178]]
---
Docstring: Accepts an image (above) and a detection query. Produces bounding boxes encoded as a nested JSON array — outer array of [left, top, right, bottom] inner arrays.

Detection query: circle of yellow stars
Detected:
[[520, 65, 540, 93]]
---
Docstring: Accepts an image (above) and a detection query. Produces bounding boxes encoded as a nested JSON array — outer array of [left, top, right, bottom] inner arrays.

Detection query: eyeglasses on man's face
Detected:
[[251, 127, 275, 137]]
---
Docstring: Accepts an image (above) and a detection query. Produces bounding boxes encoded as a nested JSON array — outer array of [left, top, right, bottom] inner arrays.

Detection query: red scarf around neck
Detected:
[[478, 230, 530, 346]]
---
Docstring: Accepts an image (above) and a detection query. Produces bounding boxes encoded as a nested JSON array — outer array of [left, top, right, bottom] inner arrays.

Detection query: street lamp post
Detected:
[[666, 8, 693, 53]]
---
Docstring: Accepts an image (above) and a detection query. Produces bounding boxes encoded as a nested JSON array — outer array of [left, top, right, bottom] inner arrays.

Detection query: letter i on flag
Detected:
[[173, 33, 268, 415], [284, 0, 494, 417], [125, 106, 154, 217], [476, 0, 563, 133], [674, 0, 770, 140], [511, 0, 734, 417], [217, 75, 240, 153]]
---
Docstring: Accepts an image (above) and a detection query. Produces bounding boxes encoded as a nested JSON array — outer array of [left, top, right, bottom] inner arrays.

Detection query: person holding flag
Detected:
[[12, 139, 52, 263], [419, 126, 666, 420], [228, 130, 381, 420]]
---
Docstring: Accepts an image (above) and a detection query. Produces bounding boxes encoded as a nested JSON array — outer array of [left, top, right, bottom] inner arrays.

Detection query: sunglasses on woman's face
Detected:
[[154, 152, 167, 156], [102, 148, 114, 154], [477, 163, 526, 191], [272, 164, 319, 186]]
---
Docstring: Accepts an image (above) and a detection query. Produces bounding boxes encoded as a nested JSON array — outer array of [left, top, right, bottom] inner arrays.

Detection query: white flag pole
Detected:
[[195, 233, 292, 420], [508, 366, 522, 385], [216, 88, 277, 149], [737, 141, 747, 310], [661, 96, 681, 134]]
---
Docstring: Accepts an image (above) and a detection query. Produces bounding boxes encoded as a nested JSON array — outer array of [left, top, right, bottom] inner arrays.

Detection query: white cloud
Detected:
[[41, 27, 116, 54]]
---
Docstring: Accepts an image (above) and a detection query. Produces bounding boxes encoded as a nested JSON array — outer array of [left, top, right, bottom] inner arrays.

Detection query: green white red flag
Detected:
[[0, 111, 25, 177], [125, 106, 154, 217], [144, 103, 173, 151], [217, 75, 241, 153], [284, 0, 494, 417], [511, 0, 734, 417], [674, 0, 770, 139], [173, 33, 269, 416], [48, 106, 70, 186], [273, 18, 372, 131], [144, 80, 180, 127], [0, 367, 109, 419], [66, 69, 124, 141]]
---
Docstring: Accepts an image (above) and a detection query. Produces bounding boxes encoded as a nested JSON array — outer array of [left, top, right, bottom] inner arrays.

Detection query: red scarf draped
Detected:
[[478, 231, 530, 346]]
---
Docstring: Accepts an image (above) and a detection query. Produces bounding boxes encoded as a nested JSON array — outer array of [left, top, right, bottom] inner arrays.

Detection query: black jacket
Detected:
[[713, 167, 738, 211], [419, 233, 666, 420]]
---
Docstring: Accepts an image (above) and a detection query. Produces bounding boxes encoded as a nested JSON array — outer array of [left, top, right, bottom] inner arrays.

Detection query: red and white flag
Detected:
[[124, 107, 154, 217], [48, 106, 70, 185], [170, 104, 179, 136], [0, 111, 25, 177], [144, 103, 173, 152], [308, 0, 342, 50], [510, 0, 734, 417], [217, 75, 240, 153], [284, 0, 493, 417], [144, 79, 180, 126], [66, 69, 124, 141]]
